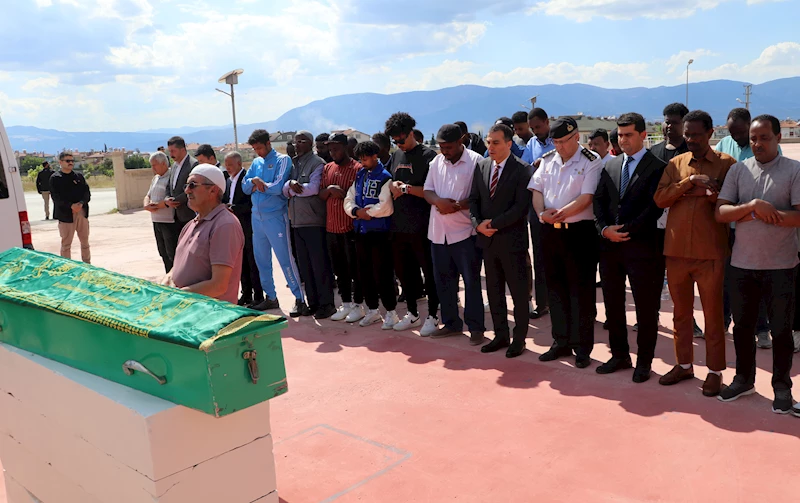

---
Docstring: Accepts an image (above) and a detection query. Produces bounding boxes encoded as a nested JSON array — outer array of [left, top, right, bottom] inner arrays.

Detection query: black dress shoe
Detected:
[[237, 296, 253, 306], [314, 304, 337, 320], [251, 297, 280, 311], [575, 355, 592, 369], [539, 344, 573, 362], [528, 306, 550, 320], [290, 300, 312, 317], [481, 337, 510, 353], [506, 340, 526, 358], [596, 356, 633, 375], [632, 366, 651, 383]]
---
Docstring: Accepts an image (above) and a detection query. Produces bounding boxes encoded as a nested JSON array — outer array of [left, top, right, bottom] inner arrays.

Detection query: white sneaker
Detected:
[[393, 312, 421, 331], [359, 309, 382, 327], [484, 302, 490, 313], [382, 310, 400, 330], [756, 331, 772, 349], [419, 315, 439, 337], [331, 302, 354, 322], [346, 304, 366, 323]]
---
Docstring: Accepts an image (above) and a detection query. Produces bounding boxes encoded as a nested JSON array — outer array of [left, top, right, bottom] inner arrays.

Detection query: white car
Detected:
[[0, 115, 33, 252]]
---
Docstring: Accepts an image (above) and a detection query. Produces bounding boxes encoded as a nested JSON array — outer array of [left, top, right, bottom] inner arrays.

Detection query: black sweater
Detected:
[[50, 170, 91, 223]]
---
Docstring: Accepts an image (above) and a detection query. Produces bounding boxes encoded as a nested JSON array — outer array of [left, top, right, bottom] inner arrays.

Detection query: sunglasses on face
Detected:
[[393, 135, 408, 145], [184, 181, 215, 190], [64, 160, 75, 163]]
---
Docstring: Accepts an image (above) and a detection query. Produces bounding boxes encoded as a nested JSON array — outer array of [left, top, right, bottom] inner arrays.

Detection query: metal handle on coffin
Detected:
[[122, 360, 167, 385]]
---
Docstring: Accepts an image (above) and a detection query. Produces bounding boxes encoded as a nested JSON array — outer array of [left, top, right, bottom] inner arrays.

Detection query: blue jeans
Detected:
[[431, 236, 485, 333]]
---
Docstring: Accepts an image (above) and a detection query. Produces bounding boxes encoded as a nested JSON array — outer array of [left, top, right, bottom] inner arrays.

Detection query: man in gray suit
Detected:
[[164, 136, 198, 257]]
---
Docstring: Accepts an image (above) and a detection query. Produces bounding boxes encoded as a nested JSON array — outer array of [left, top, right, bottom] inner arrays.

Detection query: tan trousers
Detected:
[[665, 257, 726, 371], [41, 192, 50, 219], [58, 213, 91, 264]]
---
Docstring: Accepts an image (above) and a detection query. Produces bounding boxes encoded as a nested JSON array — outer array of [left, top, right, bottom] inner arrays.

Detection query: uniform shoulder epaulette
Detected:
[[580, 148, 598, 161], [542, 149, 556, 158]]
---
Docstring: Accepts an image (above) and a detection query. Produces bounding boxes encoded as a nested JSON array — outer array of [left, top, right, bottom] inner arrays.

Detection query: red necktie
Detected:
[[489, 163, 500, 199]]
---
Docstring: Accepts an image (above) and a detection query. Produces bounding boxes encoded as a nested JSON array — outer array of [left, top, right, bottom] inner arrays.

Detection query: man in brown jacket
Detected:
[[654, 110, 737, 397]]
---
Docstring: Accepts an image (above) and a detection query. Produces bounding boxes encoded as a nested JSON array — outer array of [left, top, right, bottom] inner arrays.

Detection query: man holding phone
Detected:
[[144, 151, 177, 272]]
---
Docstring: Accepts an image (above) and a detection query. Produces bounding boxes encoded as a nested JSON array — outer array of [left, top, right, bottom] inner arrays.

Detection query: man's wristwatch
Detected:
[[401, 184, 408, 194], [351, 207, 360, 217]]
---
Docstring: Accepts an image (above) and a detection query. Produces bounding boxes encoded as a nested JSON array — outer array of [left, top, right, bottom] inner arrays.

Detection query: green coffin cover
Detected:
[[0, 248, 288, 417]]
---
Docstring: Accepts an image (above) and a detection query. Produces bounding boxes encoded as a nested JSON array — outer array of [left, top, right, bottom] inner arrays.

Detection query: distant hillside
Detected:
[[7, 77, 800, 153]]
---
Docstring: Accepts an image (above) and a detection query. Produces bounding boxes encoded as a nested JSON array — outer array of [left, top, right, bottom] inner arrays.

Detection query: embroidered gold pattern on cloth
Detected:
[[0, 248, 283, 349]]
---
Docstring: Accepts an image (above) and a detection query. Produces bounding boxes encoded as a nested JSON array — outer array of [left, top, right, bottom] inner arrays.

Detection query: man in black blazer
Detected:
[[469, 124, 533, 358], [594, 113, 667, 382], [165, 136, 199, 228], [224, 151, 264, 307]]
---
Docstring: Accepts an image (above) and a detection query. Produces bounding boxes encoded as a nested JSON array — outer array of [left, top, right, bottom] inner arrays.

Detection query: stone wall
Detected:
[[112, 151, 152, 211]]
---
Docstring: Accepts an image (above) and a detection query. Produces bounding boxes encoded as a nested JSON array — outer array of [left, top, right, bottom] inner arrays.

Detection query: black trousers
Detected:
[[327, 231, 363, 304], [528, 216, 548, 308], [729, 266, 796, 391], [162, 220, 187, 268], [294, 226, 334, 308], [238, 218, 263, 302], [392, 232, 439, 318], [795, 254, 800, 331], [542, 221, 598, 357], [153, 222, 180, 273], [484, 247, 531, 343], [355, 232, 397, 311], [599, 246, 664, 364]]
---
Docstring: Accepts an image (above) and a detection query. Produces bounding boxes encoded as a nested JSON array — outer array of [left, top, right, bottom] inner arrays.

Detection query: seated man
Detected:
[[164, 164, 245, 304]]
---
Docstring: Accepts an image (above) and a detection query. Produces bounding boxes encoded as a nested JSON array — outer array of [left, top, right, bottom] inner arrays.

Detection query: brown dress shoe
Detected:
[[702, 373, 722, 397], [658, 365, 694, 386]]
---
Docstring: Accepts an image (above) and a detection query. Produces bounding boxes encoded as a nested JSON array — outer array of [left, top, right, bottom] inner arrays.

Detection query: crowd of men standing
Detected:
[[132, 103, 800, 418]]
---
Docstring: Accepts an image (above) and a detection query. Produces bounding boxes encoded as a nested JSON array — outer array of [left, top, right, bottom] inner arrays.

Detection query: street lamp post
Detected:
[[685, 59, 694, 108], [216, 69, 244, 149]]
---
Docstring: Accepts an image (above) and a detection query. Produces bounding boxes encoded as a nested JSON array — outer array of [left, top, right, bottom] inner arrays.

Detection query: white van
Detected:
[[0, 115, 33, 251]]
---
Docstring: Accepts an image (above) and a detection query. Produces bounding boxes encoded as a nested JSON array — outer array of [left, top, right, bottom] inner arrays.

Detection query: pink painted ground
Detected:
[[2, 196, 799, 502]]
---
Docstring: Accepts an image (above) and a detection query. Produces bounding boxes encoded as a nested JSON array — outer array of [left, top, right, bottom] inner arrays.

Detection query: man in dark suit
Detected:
[[224, 151, 263, 307], [594, 113, 668, 383], [165, 136, 199, 231], [469, 123, 532, 358]]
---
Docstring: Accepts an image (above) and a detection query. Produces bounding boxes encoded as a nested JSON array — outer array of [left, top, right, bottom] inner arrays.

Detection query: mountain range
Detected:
[[7, 77, 800, 154]]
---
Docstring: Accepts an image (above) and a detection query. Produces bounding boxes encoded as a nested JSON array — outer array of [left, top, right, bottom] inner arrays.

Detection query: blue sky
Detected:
[[0, 0, 798, 131]]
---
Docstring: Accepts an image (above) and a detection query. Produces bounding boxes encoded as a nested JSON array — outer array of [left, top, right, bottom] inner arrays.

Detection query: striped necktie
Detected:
[[489, 163, 500, 199], [620, 156, 633, 198]]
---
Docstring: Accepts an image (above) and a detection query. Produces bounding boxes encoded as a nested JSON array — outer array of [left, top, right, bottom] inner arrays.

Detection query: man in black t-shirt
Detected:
[[50, 151, 91, 263], [385, 112, 440, 336]]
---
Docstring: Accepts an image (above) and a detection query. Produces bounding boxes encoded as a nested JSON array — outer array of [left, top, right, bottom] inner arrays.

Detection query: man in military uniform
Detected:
[[529, 117, 603, 368]]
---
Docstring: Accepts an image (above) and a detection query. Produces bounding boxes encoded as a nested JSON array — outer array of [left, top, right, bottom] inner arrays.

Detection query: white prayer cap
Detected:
[[189, 163, 226, 192]]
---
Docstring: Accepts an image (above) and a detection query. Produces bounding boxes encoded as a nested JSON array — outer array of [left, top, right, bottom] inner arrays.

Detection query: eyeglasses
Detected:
[[64, 160, 75, 163], [184, 181, 215, 190], [392, 135, 408, 146], [552, 133, 578, 146]]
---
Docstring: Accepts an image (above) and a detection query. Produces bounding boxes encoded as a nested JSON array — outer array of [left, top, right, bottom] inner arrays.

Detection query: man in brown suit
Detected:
[[654, 110, 737, 397]]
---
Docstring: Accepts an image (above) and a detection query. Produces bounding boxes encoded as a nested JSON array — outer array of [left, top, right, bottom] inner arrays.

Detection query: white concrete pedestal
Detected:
[[0, 343, 279, 503]]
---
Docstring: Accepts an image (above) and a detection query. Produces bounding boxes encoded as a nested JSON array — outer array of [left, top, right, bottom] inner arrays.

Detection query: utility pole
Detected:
[[737, 84, 752, 110], [217, 69, 244, 149], [685, 59, 694, 107]]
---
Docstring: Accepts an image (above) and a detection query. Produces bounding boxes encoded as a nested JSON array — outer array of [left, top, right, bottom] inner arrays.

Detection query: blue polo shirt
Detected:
[[524, 135, 555, 164], [715, 135, 782, 161]]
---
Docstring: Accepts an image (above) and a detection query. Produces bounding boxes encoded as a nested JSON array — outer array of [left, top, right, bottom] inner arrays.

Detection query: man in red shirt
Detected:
[[321, 133, 366, 323]]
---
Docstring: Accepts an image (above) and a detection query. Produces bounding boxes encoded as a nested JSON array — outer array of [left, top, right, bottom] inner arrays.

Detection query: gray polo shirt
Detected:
[[718, 155, 800, 270]]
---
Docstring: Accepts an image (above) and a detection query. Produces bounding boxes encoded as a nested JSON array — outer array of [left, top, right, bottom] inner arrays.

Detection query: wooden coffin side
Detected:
[[205, 321, 289, 417]]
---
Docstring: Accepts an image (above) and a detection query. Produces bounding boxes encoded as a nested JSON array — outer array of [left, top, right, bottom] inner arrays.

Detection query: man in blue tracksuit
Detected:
[[242, 129, 307, 317]]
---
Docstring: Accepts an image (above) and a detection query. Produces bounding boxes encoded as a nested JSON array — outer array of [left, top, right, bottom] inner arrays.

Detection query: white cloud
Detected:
[[682, 42, 800, 83], [530, 0, 724, 21], [386, 59, 653, 93], [21, 76, 60, 92], [665, 49, 716, 74]]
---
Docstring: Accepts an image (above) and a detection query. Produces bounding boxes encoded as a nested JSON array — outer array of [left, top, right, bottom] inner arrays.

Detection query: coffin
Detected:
[[0, 248, 288, 417]]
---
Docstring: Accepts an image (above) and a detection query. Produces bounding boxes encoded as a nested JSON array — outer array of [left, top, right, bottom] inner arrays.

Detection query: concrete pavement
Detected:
[[24, 188, 118, 226], [2, 208, 798, 502]]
